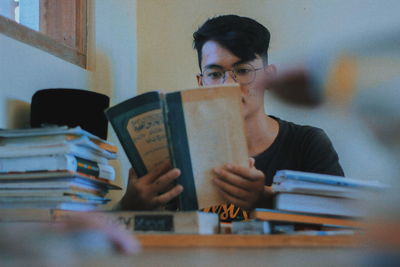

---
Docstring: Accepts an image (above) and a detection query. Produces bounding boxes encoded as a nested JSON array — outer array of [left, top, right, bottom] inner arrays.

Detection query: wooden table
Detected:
[[1, 232, 367, 266], [136, 233, 359, 248], [83, 234, 363, 267]]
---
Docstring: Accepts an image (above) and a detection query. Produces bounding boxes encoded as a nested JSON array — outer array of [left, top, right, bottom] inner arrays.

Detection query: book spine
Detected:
[[68, 136, 116, 159], [0, 143, 111, 164], [75, 156, 115, 181], [165, 92, 198, 211], [105, 92, 162, 177], [160, 94, 178, 211]]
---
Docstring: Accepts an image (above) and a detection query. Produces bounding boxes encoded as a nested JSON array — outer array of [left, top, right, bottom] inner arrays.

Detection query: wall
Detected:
[[137, 0, 400, 93], [0, 0, 138, 205], [137, 0, 400, 179], [0, 34, 87, 128], [89, 0, 138, 204]]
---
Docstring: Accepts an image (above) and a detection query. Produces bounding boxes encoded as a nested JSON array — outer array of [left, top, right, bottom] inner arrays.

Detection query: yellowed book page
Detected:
[[126, 109, 170, 172], [181, 85, 248, 209]]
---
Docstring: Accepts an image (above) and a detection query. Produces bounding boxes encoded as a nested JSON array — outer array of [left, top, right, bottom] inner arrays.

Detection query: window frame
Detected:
[[0, 0, 87, 68]]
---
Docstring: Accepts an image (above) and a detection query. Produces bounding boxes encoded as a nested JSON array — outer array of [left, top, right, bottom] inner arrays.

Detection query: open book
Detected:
[[105, 85, 248, 210]]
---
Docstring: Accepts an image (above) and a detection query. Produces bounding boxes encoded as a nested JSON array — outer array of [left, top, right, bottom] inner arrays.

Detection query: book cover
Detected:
[[0, 170, 121, 189], [0, 195, 110, 205], [105, 92, 167, 178], [274, 193, 364, 218], [106, 85, 248, 210], [0, 188, 107, 198], [0, 154, 115, 181], [273, 170, 387, 189], [251, 208, 365, 229], [0, 139, 116, 162], [0, 126, 116, 152], [272, 179, 371, 199], [0, 202, 99, 211], [0, 133, 117, 154]]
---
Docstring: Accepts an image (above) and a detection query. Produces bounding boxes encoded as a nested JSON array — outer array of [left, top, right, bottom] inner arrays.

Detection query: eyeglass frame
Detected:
[[199, 63, 264, 85]]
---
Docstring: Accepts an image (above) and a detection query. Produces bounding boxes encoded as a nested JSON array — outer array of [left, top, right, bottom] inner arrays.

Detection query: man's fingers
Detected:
[[154, 185, 183, 205], [213, 176, 248, 200], [265, 186, 274, 194], [220, 163, 264, 182], [129, 168, 137, 177], [213, 167, 251, 191], [127, 168, 138, 183], [216, 187, 251, 210], [143, 159, 171, 184], [154, 168, 181, 192], [248, 157, 255, 168], [212, 163, 266, 210]]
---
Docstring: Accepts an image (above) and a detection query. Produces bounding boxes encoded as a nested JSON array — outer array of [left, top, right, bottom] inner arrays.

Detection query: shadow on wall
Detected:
[[88, 50, 125, 206], [6, 98, 30, 129], [89, 51, 113, 100]]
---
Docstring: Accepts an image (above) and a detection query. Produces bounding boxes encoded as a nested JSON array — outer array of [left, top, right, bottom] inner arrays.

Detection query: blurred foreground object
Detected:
[[0, 214, 140, 265], [269, 23, 400, 264], [269, 24, 400, 168]]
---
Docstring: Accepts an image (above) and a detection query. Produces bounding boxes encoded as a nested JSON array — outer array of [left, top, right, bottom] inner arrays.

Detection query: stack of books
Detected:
[[0, 126, 121, 218], [272, 170, 387, 217], [236, 170, 387, 235]]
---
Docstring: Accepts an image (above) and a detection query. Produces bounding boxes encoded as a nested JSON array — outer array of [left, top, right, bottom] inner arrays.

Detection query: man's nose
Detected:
[[223, 70, 237, 84]]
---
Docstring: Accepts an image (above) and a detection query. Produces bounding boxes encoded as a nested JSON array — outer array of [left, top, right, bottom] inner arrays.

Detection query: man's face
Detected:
[[197, 41, 274, 119]]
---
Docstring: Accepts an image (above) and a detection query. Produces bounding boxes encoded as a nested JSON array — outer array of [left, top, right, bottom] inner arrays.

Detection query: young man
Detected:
[[120, 15, 344, 211]]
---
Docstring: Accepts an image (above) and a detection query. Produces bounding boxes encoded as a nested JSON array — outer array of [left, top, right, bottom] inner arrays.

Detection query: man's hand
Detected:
[[120, 160, 183, 210], [212, 158, 271, 210]]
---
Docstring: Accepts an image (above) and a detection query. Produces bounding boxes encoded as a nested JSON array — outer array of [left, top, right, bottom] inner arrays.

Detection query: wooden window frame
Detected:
[[0, 0, 87, 68]]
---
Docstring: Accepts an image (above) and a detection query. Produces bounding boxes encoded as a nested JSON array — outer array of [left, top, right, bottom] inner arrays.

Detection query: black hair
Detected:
[[193, 15, 270, 70]]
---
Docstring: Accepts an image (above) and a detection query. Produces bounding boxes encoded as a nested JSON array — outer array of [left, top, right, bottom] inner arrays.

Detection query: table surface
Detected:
[[135, 233, 359, 248], [1, 233, 375, 267]]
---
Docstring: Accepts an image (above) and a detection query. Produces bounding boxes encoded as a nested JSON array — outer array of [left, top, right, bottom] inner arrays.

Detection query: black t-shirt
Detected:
[[255, 116, 344, 186]]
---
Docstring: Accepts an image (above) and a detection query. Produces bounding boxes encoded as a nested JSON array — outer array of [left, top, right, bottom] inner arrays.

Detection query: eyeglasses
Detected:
[[200, 63, 264, 85]]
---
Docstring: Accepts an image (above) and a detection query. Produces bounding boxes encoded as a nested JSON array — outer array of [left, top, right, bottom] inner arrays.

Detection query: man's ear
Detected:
[[196, 74, 203, 86], [266, 64, 277, 76], [264, 64, 277, 90]]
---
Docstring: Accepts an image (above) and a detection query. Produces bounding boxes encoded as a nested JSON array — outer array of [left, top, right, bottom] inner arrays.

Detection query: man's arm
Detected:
[[119, 160, 183, 210]]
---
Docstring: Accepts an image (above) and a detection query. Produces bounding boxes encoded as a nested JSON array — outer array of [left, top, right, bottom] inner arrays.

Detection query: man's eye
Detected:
[[235, 68, 252, 75], [207, 72, 223, 79]]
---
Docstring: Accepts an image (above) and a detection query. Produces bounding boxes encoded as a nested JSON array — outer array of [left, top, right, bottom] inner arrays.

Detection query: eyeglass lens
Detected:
[[202, 63, 256, 85]]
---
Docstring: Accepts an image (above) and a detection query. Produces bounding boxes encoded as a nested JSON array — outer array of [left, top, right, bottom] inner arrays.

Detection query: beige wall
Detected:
[[137, 0, 400, 93], [137, 0, 281, 93], [137, 0, 400, 180]]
